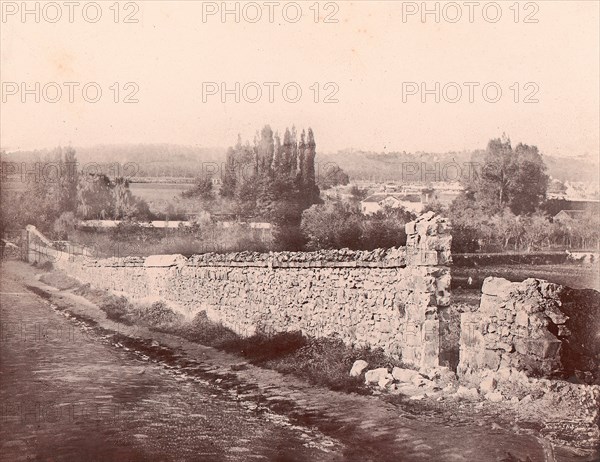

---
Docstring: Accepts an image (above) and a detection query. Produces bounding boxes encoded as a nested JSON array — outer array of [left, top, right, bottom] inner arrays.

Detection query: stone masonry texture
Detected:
[[458, 276, 600, 380], [25, 213, 452, 369]]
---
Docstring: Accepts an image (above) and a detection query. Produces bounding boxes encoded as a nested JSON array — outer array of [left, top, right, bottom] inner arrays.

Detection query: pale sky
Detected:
[[1, 1, 599, 157]]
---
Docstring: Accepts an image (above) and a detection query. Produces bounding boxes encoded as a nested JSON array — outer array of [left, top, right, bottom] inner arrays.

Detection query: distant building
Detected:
[[360, 181, 464, 215], [545, 199, 600, 217], [553, 210, 588, 223], [361, 194, 390, 214], [361, 193, 423, 214]]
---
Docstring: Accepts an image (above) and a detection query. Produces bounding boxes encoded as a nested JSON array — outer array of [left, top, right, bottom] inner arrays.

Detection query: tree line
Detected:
[[2, 134, 597, 254], [0, 147, 151, 239], [191, 125, 323, 249], [431, 135, 599, 252]]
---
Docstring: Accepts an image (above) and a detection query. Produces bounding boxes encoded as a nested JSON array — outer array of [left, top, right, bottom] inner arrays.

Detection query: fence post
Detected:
[[21, 229, 30, 262]]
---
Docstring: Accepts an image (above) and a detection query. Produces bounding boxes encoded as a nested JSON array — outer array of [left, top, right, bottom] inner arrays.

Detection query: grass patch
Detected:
[[129, 301, 184, 329], [84, 286, 404, 394], [43, 269, 407, 394], [163, 310, 238, 346], [262, 336, 401, 393], [163, 311, 405, 394], [72, 283, 185, 328], [100, 294, 136, 325], [33, 260, 54, 271], [39, 270, 80, 290]]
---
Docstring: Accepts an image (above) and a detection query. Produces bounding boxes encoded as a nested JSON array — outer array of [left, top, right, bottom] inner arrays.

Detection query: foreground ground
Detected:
[[1, 260, 597, 461], [1, 263, 340, 461]]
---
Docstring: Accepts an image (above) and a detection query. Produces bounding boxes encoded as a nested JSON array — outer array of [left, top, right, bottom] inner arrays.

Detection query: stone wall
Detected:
[[25, 212, 452, 368], [458, 276, 600, 381]]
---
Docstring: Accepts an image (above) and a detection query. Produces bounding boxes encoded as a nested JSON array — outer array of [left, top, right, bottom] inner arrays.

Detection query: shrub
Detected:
[[99, 294, 135, 325], [166, 311, 236, 345], [301, 201, 362, 250], [53, 212, 77, 239], [38, 261, 54, 271], [131, 301, 184, 329], [110, 220, 157, 242], [301, 201, 414, 251], [164, 313, 404, 394]]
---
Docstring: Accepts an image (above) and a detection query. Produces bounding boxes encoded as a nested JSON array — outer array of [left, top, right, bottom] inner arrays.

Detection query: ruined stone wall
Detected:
[[458, 276, 600, 381], [26, 213, 452, 368]]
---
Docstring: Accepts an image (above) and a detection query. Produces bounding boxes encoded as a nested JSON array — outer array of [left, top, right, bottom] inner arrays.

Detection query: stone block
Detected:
[[538, 281, 564, 299], [421, 319, 440, 368], [350, 360, 369, 377], [479, 376, 497, 394], [485, 391, 503, 402], [392, 367, 421, 383], [493, 341, 513, 352], [420, 211, 436, 221], [528, 312, 550, 336], [515, 310, 529, 327], [415, 220, 435, 236], [437, 249, 452, 265], [402, 345, 418, 365], [455, 386, 480, 400], [481, 277, 516, 299], [460, 313, 484, 349], [514, 332, 561, 360], [436, 289, 451, 308], [378, 375, 394, 389], [482, 349, 501, 371], [517, 300, 544, 314], [436, 271, 452, 290], [365, 368, 390, 384], [544, 304, 568, 325], [420, 250, 439, 266], [479, 294, 499, 314]]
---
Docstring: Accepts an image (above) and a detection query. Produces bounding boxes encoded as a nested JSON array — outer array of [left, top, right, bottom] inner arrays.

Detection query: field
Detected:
[[452, 263, 599, 292], [129, 182, 194, 212], [0, 179, 195, 213]]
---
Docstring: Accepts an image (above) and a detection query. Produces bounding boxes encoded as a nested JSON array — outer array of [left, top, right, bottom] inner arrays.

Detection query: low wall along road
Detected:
[[24, 213, 451, 369], [23, 212, 598, 379]]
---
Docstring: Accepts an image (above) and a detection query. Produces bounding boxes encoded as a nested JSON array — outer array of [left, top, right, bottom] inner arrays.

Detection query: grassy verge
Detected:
[[167, 312, 403, 393], [40, 269, 405, 394]]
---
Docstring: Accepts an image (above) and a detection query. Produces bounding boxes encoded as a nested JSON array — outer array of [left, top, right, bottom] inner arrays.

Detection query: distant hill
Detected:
[[318, 150, 480, 182], [542, 153, 599, 183], [2, 143, 225, 163], [3, 143, 597, 185], [319, 149, 599, 185], [1, 144, 227, 179]]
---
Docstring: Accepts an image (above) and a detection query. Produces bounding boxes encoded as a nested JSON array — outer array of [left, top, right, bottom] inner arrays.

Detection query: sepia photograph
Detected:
[[1, 1, 599, 461]]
